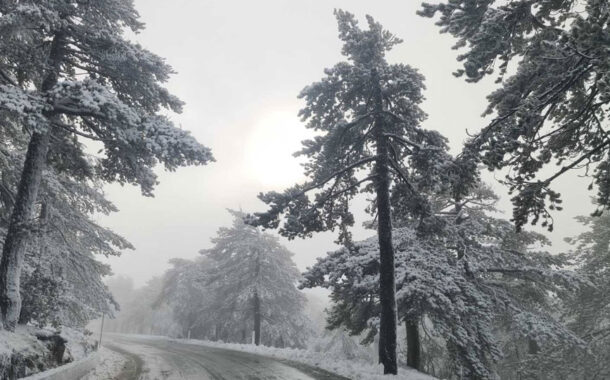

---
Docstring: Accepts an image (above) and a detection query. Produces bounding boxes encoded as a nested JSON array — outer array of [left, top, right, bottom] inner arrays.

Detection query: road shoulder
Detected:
[[82, 346, 141, 380]]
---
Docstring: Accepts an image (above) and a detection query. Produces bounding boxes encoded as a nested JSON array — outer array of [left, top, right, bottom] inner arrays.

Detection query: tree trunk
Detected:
[[253, 290, 261, 346], [0, 131, 51, 330], [253, 249, 262, 346], [0, 32, 64, 331], [406, 319, 421, 371], [372, 68, 398, 375], [528, 338, 539, 355]]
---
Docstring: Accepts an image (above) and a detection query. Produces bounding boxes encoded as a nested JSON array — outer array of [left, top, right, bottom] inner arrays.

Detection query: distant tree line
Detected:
[[106, 210, 312, 348]]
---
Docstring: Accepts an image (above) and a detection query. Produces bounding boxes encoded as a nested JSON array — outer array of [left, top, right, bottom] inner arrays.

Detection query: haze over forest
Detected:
[[100, 0, 588, 287]]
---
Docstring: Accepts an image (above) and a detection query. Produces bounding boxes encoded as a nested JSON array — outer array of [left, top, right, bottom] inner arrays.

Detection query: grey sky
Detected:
[[99, 0, 591, 286]]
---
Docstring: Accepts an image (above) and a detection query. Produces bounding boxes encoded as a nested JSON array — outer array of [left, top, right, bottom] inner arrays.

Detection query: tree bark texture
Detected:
[[0, 32, 64, 331], [372, 68, 398, 375], [253, 290, 261, 346], [253, 251, 261, 346], [406, 319, 421, 370]]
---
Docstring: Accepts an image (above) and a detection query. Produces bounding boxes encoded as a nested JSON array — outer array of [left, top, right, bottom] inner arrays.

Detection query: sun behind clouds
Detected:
[[243, 109, 312, 188]]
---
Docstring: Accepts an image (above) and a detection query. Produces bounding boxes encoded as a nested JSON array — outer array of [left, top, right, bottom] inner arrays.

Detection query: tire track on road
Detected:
[[105, 343, 144, 380]]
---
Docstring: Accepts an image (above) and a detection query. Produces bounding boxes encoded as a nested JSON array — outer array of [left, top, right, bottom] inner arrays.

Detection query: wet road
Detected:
[[104, 334, 349, 380]]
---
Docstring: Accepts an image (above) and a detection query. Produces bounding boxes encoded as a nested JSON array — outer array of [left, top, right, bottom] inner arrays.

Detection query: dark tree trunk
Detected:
[[406, 319, 421, 370], [528, 338, 539, 355], [372, 68, 398, 375], [253, 290, 261, 346], [0, 131, 51, 330], [0, 32, 64, 331], [214, 324, 220, 341], [253, 249, 262, 346]]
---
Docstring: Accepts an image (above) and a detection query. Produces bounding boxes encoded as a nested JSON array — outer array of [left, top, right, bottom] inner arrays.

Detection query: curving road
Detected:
[[104, 334, 349, 380]]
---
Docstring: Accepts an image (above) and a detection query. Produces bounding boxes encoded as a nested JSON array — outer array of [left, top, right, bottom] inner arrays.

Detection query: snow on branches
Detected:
[[420, 0, 610, 231], [302, 185, 583, 379]]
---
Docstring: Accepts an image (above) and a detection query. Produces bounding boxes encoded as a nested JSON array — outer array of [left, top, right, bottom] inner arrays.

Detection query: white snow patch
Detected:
[[0, 325, 96, 378], [0, 326, 46, 357], [173, 338, 437, 380], [59, 327, 96, 361], [81, 347, 127, 380]]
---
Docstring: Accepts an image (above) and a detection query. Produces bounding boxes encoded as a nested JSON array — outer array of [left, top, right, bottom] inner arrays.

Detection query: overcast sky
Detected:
[[98, 0, 592, 287]]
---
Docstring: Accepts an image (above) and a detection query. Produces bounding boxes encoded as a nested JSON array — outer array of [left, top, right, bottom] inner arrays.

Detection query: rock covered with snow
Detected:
[[0, 326, 95, 379]]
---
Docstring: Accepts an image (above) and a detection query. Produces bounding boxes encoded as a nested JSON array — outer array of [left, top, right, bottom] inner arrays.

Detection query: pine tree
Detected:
[[0, 110, 132, 327], [105, 276, 180, 337], [419, 0, 610, 231], [248, 10, 454, 373], [202, 210, 310, 348], [559, 210, 610, 378], [0, 0, 213, 330], [302, 184, 582, 379], [156, 258, 216, 339]]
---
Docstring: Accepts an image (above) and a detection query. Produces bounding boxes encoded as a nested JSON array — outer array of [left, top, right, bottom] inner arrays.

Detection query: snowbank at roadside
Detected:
[[0, 326, 45, 357], [175, 338, 437, 380], [0, 325, 96, 379], [59, 327, 97, 361], [81, 347, 127, 380]]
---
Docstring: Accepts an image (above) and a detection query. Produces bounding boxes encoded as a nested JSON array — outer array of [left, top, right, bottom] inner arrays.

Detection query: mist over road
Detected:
[[104, 334, 348, 380]]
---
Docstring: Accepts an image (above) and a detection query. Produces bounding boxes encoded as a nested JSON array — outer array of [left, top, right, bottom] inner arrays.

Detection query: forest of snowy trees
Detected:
[[0, 0, 608, 379], [104, 210, 312, 348]]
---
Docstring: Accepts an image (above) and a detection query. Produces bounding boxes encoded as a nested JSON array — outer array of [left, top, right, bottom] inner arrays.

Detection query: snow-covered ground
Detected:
[[82, 347, 127, 380], [173, 338, 436, 380], [0, 325, 96, 378], [0, 326, 49, 370]]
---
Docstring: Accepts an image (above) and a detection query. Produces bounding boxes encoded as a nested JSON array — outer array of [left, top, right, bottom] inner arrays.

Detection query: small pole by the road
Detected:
[[99, 313, 105, 349]]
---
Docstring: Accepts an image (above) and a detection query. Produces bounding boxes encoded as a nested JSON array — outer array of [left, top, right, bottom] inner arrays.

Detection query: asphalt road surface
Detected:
[[104, 334, 349, 380]]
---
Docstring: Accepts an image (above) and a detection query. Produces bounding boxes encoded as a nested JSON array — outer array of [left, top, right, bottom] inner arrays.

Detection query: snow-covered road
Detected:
[[103, 334, 349, 380]]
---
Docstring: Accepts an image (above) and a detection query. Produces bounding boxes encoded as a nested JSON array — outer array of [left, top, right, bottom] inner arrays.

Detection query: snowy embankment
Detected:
[[173, 338, 437, 380], [20, 351, 99, 380], [0, 326, 95, 379], [81, 347, 127, 380]]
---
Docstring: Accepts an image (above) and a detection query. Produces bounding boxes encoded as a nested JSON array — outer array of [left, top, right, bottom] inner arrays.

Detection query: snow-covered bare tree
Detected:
[[419, 0, 610, 231], [248, 10, 456, 373], [302, 184, 582, 379], [203, 210, 311, 348], [0, 0, 213, 330]]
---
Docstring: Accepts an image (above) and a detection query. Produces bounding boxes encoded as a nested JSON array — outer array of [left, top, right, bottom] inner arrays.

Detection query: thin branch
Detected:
[[298, 155, 379, 196], [315, 175, 377, 207], [52, 104, 105, 119], [337, 113, 373, 142], [0, 69, 17, 87], [543, 140, 610, 185], [388, 158, 416, 194], [51, 120, 110, 141]]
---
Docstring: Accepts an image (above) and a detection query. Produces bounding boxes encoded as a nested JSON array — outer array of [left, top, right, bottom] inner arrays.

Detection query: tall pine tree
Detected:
[[0, 0, 213, 330], [249, 10, 454, 373], [0, 109, 132, 327], [203, 210, 310, 348]]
